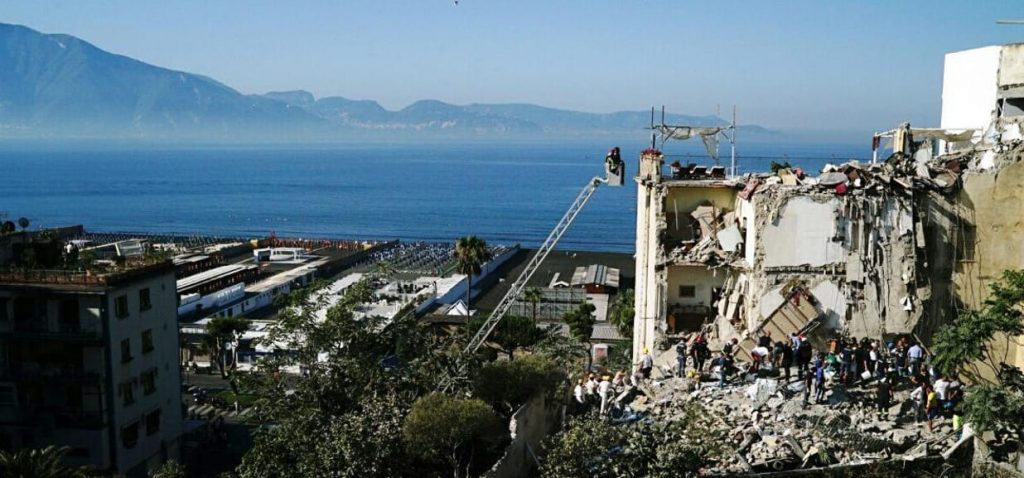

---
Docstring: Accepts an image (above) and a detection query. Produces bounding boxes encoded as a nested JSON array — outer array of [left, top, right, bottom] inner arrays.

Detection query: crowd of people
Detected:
[[574, 331, 968, 436]]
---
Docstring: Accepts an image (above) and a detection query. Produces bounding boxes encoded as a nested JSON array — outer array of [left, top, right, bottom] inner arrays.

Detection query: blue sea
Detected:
[[0, 140, 867, 253]]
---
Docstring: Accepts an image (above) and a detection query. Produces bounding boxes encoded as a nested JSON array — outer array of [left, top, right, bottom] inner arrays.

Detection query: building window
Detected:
[[118, 382, 135, 406], [120, 339, 132, 363], [142, 330, 154, 353], [145, 409, 161, 436], [0, 385, 15, 406], [115, 295, 129, 319], [141, 369, 157, 395], [957, 224, 977, 262], [678, 285, 697, 298], [121, 421, 139, 449], [139, 288, 152, 311]]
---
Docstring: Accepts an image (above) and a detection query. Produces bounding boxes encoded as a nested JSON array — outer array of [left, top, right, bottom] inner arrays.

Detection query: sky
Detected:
[[3, 1, 1023, 133]]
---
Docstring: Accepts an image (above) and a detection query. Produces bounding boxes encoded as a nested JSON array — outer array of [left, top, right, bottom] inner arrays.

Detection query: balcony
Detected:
[[1, 407, 107, 430], [0, 321, 103, 344], [0, 364, 101, 383]]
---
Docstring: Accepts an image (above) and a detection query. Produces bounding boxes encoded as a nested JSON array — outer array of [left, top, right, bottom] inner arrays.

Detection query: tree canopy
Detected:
[[541, 403, 727, 478], [204, 315, 250, 378], [466, 313, 545, 360], [403, 392, 506, 477], [931, 269, 1024, 452], [608, 289, 635, 340], [0, 446, 88, 478]]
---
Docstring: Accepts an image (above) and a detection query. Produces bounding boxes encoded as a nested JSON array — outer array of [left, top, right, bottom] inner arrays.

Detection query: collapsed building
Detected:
[[633, 43, 1024, 371], [624, 42, 1024, 475]]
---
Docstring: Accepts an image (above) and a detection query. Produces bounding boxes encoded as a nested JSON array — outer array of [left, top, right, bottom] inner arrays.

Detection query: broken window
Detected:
[[1001, 97, 1024, 118]]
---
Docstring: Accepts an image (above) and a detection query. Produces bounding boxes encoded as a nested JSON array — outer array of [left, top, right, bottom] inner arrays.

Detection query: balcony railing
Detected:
[[2, 321, 102, 342], [0, 259, 173, 286], [0, 364, 101, 382], [6, 407, 107, 430]]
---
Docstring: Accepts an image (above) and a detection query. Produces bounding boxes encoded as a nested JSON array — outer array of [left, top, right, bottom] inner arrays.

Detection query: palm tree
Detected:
[[16, 217, 29, 232], [371, 260, 396, 279], [0, 446, 88, 478], [454, 236, 492, 318], [524, 287, 543, 324]]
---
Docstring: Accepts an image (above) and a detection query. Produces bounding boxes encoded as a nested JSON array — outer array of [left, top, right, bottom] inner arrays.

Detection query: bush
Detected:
[[403, 393, 506, 477], [473, 355, 565, 415]]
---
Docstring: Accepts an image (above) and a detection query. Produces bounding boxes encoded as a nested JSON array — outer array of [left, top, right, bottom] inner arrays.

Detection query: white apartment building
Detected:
[[0, 260, 183, 477]]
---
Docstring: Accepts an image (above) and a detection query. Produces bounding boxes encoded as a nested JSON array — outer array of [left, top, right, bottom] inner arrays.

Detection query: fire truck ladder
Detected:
[[463, 175, 610, 355]]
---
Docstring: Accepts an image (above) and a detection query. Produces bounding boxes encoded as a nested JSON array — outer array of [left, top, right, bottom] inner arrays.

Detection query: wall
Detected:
[[951, 158, 1024, 375], [940, 46, 1001, 131], [761, 197, 846, 268], [106, 271, 183, 476], [666, 264, 723, 307], [484, 394, 561, 478], [633, 154, 664, 362], [663, 184, 736, 242]]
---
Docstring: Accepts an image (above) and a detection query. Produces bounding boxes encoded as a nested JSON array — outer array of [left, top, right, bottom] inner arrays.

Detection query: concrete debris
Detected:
[[626, 367, 965, 475]]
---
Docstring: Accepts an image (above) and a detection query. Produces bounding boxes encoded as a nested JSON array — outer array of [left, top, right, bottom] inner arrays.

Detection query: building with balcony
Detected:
[[0, 249, 183, 476]]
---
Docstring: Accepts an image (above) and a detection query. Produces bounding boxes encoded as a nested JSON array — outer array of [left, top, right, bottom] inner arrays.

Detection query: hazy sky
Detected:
[[4, 1, 1023, 132]]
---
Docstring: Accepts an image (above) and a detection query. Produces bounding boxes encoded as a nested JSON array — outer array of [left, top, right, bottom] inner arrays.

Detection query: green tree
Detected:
[[403, 392, 506, 478], [524, 287, 543, 324], [16, 217, 29, 232], [238, 393, 411, 478], [203, 316, 250, 378], [235, 284, 469, 477], [931, 270, 1024, 458], [541, 403, 727, 478], [473, 354, 564, 415], [0, 446, 88, 478], [371, 260, 396, 279], [149, 460, 187, 478], [467, 314, 543, 360], [564, 301, 597, 368], [608, 289, 635, 340], [454, 236, 492, 317]]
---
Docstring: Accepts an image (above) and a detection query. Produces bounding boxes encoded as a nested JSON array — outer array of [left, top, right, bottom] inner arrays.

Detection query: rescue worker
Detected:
[[605, 146, 625, 182]]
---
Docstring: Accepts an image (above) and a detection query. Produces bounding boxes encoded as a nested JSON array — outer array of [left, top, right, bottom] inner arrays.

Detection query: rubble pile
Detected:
[[663, 203, 742, 266], [626, 365, 966, 475]]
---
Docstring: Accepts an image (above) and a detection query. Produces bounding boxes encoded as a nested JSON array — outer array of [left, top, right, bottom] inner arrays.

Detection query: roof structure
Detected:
[[570, 264, 620, 288]]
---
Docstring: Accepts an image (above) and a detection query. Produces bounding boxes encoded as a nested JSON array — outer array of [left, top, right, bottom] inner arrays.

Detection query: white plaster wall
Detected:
[[666, 265, 723, 307], [107, 271, 183, 475], [940, 46, 1001, 130], [738, 197, 757, 267], [998, 43, 1024, 88], [810, 280, 846, 330], [761, 197, 846, 268]]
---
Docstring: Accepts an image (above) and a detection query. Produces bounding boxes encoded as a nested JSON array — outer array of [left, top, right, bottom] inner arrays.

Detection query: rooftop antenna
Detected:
[[731, 105, 737, 177]]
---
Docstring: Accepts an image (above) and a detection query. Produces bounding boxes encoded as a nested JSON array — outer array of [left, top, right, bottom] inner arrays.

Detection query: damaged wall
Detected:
[[737, 179, 922, 346], [950, 157, 1024, 375], [760, 197, 846, 268]]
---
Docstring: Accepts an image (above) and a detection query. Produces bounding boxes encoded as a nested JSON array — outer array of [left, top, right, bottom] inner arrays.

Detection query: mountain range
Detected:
[[0, 22, 771, 141]]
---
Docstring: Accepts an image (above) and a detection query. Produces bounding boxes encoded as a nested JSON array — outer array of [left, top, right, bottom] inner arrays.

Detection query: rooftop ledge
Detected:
[[0, 259, 174, 288]]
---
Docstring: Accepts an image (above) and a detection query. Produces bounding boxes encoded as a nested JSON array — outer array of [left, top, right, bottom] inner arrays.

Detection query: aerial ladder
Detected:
[[462, 155, 625, 355]]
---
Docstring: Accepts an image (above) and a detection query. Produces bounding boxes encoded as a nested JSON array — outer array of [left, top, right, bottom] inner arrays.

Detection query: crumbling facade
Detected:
[[632, 151, 934, 362], [633, 42, 1024, 367]]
